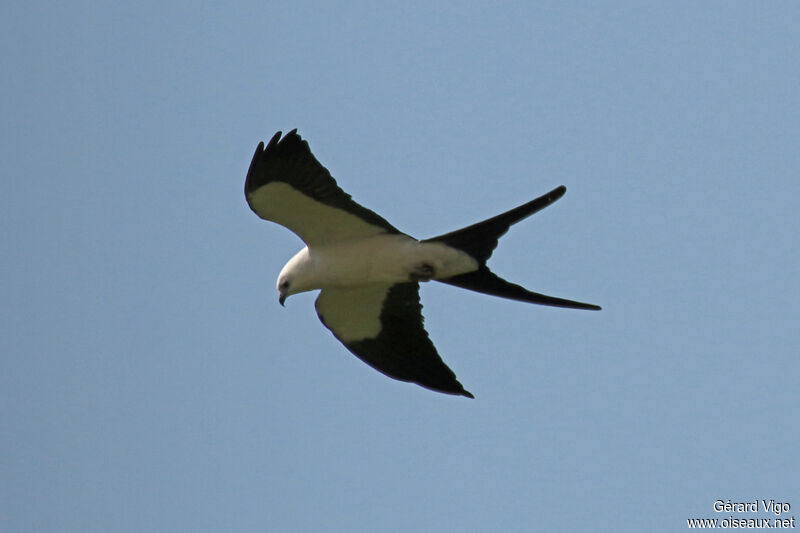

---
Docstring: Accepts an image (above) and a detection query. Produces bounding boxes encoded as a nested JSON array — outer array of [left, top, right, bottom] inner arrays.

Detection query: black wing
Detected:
[[245, 130, 401, 246], [315, 283, 473, 398]]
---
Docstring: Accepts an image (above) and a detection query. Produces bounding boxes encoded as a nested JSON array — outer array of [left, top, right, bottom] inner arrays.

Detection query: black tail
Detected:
[[425, 186, 601, 311]]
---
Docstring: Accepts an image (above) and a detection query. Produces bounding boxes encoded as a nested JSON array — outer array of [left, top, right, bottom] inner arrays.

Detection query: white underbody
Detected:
[[280, 233, 479, 295], [248, 181, 479, 299]]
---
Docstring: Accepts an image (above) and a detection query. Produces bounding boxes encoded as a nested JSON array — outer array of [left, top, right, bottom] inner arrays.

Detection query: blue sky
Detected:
[[2, 1, 799, 531]]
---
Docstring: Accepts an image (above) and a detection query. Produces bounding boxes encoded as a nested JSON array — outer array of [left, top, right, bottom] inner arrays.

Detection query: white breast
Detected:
[[308, 234, 479, 288]]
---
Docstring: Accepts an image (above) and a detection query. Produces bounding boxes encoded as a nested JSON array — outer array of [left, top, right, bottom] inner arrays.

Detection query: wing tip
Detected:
[[268, 130, 281, 144], [427, 383, 474, 398], [245, 129, 304, 197], [263, 128, 302, 152], [431, 380, 474, 398]]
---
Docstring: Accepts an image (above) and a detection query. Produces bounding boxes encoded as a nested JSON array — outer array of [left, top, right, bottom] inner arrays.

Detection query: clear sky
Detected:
[[2, 1, 799, 532]]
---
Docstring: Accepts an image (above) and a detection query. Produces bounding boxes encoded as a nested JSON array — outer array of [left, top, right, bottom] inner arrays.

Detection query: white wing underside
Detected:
[[315, 285, 389, 342], [247, 182, 390, 247]]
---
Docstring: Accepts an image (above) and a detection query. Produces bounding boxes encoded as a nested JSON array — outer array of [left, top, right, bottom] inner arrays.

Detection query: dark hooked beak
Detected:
[[278, 294, 286, 307]]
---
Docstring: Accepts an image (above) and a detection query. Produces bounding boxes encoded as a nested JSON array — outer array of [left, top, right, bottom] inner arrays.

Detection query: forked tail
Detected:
[[424, 186, 601, 311]]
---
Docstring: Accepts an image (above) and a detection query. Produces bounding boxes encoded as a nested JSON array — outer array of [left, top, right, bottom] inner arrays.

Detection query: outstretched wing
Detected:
[[245, 130, 402, 246], [315, 283, 473, 398]]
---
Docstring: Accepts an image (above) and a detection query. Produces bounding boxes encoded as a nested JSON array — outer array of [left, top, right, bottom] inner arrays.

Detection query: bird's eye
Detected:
[[280, 281, 289, 290]]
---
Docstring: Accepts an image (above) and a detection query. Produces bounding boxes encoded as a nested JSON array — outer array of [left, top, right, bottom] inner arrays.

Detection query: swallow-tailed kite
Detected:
[[245, 130, 600, 398]]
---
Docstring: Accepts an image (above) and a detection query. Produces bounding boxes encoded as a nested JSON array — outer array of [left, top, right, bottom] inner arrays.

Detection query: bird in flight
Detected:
[[245, 130, 600, 398]]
